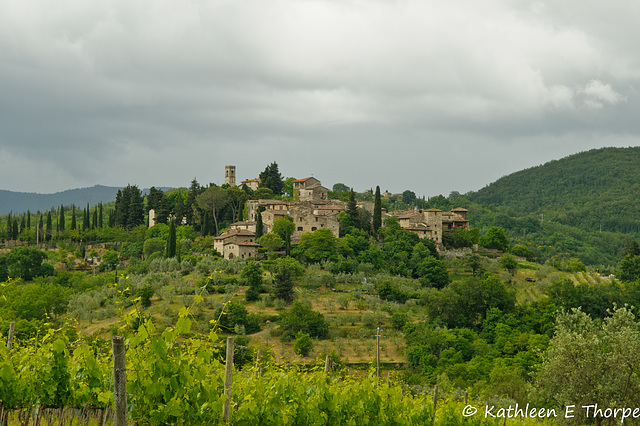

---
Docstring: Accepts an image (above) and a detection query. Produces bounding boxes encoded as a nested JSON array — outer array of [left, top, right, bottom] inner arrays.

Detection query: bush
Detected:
[[137, 285, 154, 307], [294, 331, 314, 357]]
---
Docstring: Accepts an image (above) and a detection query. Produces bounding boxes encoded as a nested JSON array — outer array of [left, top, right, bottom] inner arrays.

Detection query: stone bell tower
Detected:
[[225, 165, 236, 186]]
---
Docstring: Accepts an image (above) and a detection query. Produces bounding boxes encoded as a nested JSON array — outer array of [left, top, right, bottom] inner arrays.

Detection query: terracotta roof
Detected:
[[241, 178, 260, 183], [226, 241, 261, 247], [292, 177, 315, 183], [315, 205, 345, 210], [451, 207, 468, 212], [424, 208, 443, 212], [303, 184, 327, 190], [214, 229, 255, 240], [231, 221, 256, 226]]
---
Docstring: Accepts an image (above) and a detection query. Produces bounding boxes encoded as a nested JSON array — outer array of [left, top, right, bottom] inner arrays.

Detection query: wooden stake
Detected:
[[324, 354, 331, 377], [112, 335, 127, 426], [223, 337, 234, 424], [6, 322, 14, 351], [431, 385, 438, 426]]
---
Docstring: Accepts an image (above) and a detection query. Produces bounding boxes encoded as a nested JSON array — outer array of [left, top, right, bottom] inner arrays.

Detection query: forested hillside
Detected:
[[469, 147, 640, 233], [0, 185, 121, 215]]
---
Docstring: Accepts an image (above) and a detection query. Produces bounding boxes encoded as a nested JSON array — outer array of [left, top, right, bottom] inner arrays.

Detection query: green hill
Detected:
[[469, 147, 640, 234]]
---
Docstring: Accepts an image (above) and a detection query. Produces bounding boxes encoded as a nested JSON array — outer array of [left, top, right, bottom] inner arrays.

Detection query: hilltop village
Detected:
[[149, 166, 469, 260]]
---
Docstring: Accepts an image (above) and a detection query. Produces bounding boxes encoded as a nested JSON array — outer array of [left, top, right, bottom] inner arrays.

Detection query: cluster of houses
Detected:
[[153, 166, 470, 260]]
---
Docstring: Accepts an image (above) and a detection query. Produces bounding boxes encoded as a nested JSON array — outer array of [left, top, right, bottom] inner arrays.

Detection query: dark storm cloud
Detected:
[[0, 0, 638, 196]]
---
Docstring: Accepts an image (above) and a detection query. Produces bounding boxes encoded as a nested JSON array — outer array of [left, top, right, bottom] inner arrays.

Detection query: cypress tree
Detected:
[[373, 185, 382, 232], [347, 189, 359, 228], [46, 211, 52, 241], [174, 190, 184, 225], [12, 219, 18, 240], [59, 205, 65, 232], [83, 205, 89, 230], [71, 205, 77, 230], [92, 207, 98, 229], [99, 203, 103, 228], [166, 219, 177, 258], [26, 210, 31, 230], [255, 206, 265, 239], [20, 215, 26, 234], [39, 214, 43, 241]]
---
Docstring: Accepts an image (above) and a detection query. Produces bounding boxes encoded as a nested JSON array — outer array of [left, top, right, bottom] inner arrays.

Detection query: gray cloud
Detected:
[[0, 0, 639, 196]]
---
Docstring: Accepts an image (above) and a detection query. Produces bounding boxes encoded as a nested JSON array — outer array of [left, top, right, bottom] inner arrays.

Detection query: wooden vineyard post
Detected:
[[431, 385, 438, 426], [255, 349, 263, 377], [112, 335, 127, 426], [6, 322, 14, 351], [223, 337, 234, 424], [324, 354, 331, 377]]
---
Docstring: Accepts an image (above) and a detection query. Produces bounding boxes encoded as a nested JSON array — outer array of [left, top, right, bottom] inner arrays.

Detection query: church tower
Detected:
[[225, 165, 236, 186]]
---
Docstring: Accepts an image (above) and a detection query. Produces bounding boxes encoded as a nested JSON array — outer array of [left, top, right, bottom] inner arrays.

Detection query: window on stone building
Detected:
[[297, 226, 303, 231], [312, 227, 317, 231]]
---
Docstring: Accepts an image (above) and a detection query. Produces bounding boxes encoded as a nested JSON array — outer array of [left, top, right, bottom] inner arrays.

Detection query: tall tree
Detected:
[[174, 190, 184, 225], [166, 219, 177, 258], [373, 186, 382, 232], [273, 216, 295, 256], [255, 206, 265, 239], [26, 210, 31, 230], [83, 204, 89, 230], [71, 205, 76, 230], [185, 179, 201, 226], [114, 185, 145, 228], [58, 205, 65, 232], [227, 186, 247, 223], [46, 211, 52, 241], [347, 190, 359, 228], [38, 215, 43, 243], [12, 219, 18, 240], [92, 207, 98, 229], [258, 162, 284, 195], [98, 203, 103, 228], [196, 186, 228, 235], [147, 187, 169, 225]]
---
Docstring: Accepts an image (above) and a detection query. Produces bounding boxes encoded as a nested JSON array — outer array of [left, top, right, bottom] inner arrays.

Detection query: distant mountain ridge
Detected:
[[0, 185, 122, 215], [467, 147, 640, 234]]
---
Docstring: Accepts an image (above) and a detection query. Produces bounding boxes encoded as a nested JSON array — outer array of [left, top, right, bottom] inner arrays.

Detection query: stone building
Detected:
[[229, 220, 257, 233], [292, 177, 329, 201], [289, 202, 340, 240], [389, 207, 469, 246], [213, 229, 257, 258], [240, 178, 260, 191], [225, 165, 236, 186]]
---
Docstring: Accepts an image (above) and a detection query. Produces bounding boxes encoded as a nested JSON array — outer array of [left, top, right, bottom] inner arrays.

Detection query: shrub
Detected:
[[294, 331, 314, 357]]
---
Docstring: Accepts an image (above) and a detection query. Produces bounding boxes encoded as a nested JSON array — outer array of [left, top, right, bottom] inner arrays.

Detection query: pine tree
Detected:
[[59, 205, 65, 232], [147, 188, 169, 224], [258, 162, 284, 195], [166, 219, 177, 258], [113, 185, 145, 228], [185, 179, 200, 226], [373, 185, 382, 232]]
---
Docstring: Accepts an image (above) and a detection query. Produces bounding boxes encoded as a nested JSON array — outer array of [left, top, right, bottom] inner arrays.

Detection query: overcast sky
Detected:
[[1, 0, 638, 197]]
